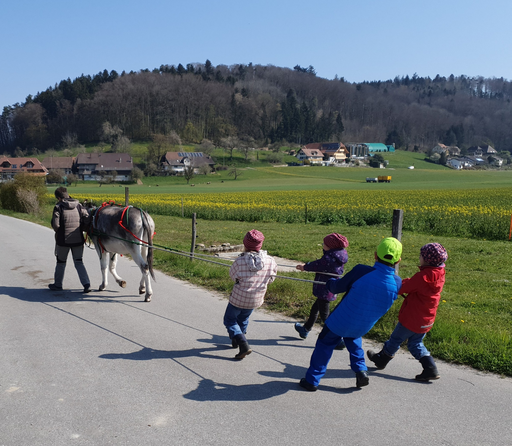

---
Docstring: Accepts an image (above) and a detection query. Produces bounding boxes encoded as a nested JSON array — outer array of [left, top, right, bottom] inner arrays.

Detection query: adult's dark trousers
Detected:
[[53, 244, 90, 288]]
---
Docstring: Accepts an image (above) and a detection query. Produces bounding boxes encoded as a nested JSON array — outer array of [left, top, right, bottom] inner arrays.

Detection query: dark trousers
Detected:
[[304, 298, 331, 331]]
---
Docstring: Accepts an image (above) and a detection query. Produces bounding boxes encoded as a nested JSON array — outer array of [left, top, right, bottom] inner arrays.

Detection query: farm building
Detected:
[[41, 156, 75, 175], [75, 153, 133, 181], [344, 143, 395, 158], [302, 142, 348, 164], [160, 152, 215, 175]]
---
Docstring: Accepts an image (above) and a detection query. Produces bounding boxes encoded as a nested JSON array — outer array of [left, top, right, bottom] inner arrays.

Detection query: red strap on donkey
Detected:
[[118, 206, 152, 245]]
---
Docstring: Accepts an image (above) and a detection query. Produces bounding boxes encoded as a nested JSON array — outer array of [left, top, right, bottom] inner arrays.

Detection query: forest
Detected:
[[1, 60, 511, 155]]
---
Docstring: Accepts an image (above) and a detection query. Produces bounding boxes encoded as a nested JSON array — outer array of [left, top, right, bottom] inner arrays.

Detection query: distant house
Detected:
[[432, 144, 460, 156], [303, 142, 348, 164], [467, 145, 497, 156], [160, 152, 215, 175], [448, 158, 473, 170], [41, 157, 75, 175], [296, 147, 324, 164], [75, 153, 133, 181], [488, 155, 503, 167], [0, 157, 48, 182], [465, 155, 486, 166]]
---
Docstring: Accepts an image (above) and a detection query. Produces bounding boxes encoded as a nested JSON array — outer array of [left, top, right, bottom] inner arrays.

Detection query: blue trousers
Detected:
[[223, 303, 253, 339], [383, 322, 430, 360], [305, 326, 366, 387]]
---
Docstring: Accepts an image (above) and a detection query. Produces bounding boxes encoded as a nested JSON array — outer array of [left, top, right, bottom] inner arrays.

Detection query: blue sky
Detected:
[[2, 0, 511, 109]]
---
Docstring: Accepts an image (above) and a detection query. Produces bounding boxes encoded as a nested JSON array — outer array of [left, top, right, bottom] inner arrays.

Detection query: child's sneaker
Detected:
[[294, 323, 309, 339]]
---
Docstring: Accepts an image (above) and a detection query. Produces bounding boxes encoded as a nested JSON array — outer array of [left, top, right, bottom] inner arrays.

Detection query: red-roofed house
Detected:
[[0, 157, 48, 182]]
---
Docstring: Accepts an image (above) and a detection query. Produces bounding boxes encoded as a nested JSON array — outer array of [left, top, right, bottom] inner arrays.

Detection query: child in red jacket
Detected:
[[366, 243, 447, 381]]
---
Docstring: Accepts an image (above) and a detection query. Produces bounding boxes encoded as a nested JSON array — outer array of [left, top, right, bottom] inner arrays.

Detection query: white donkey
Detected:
[[87, 203, 156, 301]]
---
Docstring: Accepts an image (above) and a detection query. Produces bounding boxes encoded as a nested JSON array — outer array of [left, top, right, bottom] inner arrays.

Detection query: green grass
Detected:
[[152, 215, 512, 376], [55, 149, 512, 196]]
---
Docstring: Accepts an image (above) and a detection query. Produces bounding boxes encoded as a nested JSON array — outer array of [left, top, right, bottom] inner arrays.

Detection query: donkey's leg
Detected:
[[133, 248, 153, 302], [109, 253, 126, 288], [98, 248, 110, 291]]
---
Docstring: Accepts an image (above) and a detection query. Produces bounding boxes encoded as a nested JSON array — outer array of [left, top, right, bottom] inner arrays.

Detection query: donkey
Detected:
[[87, 202, 156, 301]]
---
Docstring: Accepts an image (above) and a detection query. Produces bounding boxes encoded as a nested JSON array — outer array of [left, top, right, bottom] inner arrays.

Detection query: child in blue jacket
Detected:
[[294, 233, 349, 339], [299, 237, 402, 391]]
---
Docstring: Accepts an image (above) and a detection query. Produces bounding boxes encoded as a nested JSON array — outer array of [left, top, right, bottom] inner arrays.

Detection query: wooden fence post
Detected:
[[125, 187, 129, 206], [190, 213, 197, 260], [392, 209, 404, 274]]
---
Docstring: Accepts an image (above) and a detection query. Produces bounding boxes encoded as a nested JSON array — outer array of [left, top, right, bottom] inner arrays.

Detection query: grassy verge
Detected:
[[151, 214, 512, 376], [3, 206, 512, 376]]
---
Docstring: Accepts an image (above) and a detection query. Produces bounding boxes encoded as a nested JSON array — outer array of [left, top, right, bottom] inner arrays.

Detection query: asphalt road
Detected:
[[1, 214, 511, 446]]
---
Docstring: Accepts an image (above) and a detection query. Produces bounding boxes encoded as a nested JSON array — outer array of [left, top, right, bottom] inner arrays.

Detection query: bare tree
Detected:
[[237, 136, 255, 160], [62, 132, 78, 149], [220, 136, 239, 160], [66, 173, 78, 186], [183, 165, 195, 184], [131, 167, 144, 182], [228, 165, 243, 180], [113, 135, 131, 153], [198, 164, 211, 175], [199, 138, 215, 156]]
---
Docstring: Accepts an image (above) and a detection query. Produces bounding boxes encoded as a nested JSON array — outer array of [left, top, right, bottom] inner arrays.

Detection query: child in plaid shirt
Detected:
[[223, 229, 277, 359]]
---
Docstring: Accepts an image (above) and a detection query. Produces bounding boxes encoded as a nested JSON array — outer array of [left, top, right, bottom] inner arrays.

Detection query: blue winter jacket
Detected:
[[325, 262, 401, 339]]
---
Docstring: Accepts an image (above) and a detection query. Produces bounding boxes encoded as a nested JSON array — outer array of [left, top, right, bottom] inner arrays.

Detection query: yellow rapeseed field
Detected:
[[71, 187, 512, 240]]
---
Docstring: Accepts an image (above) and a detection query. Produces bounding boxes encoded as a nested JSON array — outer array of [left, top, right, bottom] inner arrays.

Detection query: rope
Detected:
[[85, 228, 329, 285]]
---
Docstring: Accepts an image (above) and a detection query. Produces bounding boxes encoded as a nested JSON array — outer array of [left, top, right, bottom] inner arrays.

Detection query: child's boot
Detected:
[[415, 355, 440, 381], [367, 349, 394, 370], [355, 370, 369, 388], [294, 323, 309, 339], [233, 334, 252, 360]]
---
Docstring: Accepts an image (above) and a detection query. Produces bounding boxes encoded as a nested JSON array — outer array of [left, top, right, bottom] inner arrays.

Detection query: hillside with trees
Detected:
[[1, 61, 511, 155]]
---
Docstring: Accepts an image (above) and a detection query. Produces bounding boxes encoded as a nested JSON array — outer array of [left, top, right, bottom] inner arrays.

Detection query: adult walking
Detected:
[[48, 186, 92, 293]]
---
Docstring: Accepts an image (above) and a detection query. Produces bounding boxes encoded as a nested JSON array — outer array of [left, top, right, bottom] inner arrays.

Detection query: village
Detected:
[[0, 142, 505, 183]]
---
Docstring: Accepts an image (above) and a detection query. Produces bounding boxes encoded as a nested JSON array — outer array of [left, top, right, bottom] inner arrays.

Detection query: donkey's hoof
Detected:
[[144, 294, 152, 302], [99, 284, 106, 291], [118, 281, 127, 288], [139, 286, 146, 295]]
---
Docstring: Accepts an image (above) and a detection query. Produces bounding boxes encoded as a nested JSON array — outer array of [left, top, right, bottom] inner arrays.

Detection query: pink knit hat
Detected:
[[420, 243, 448, 267], [323, 233, 349, 250], [243, 229, 265, 251]]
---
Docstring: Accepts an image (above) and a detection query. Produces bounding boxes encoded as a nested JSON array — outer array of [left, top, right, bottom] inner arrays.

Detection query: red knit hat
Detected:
[[243, 229, 265, 251], [323, 233, 349, 250]]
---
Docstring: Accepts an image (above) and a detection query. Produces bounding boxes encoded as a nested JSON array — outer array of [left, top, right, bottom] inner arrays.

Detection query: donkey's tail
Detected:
[[141, 211, 156, 281]]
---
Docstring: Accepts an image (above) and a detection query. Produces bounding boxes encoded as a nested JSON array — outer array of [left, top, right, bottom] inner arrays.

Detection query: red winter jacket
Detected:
[[398, 266, 446, 333]]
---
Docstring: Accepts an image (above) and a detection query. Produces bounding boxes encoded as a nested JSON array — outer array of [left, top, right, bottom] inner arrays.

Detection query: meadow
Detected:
[[18, 149, 512, 376]]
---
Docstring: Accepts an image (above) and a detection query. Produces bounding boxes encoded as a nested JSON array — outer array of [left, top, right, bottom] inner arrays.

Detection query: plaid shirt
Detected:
[[229, 251, 277, 309]]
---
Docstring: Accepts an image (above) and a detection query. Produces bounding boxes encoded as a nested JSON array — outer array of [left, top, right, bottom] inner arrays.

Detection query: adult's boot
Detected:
[[367, 349, 394, 370], [415, 355, 440, 381]]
